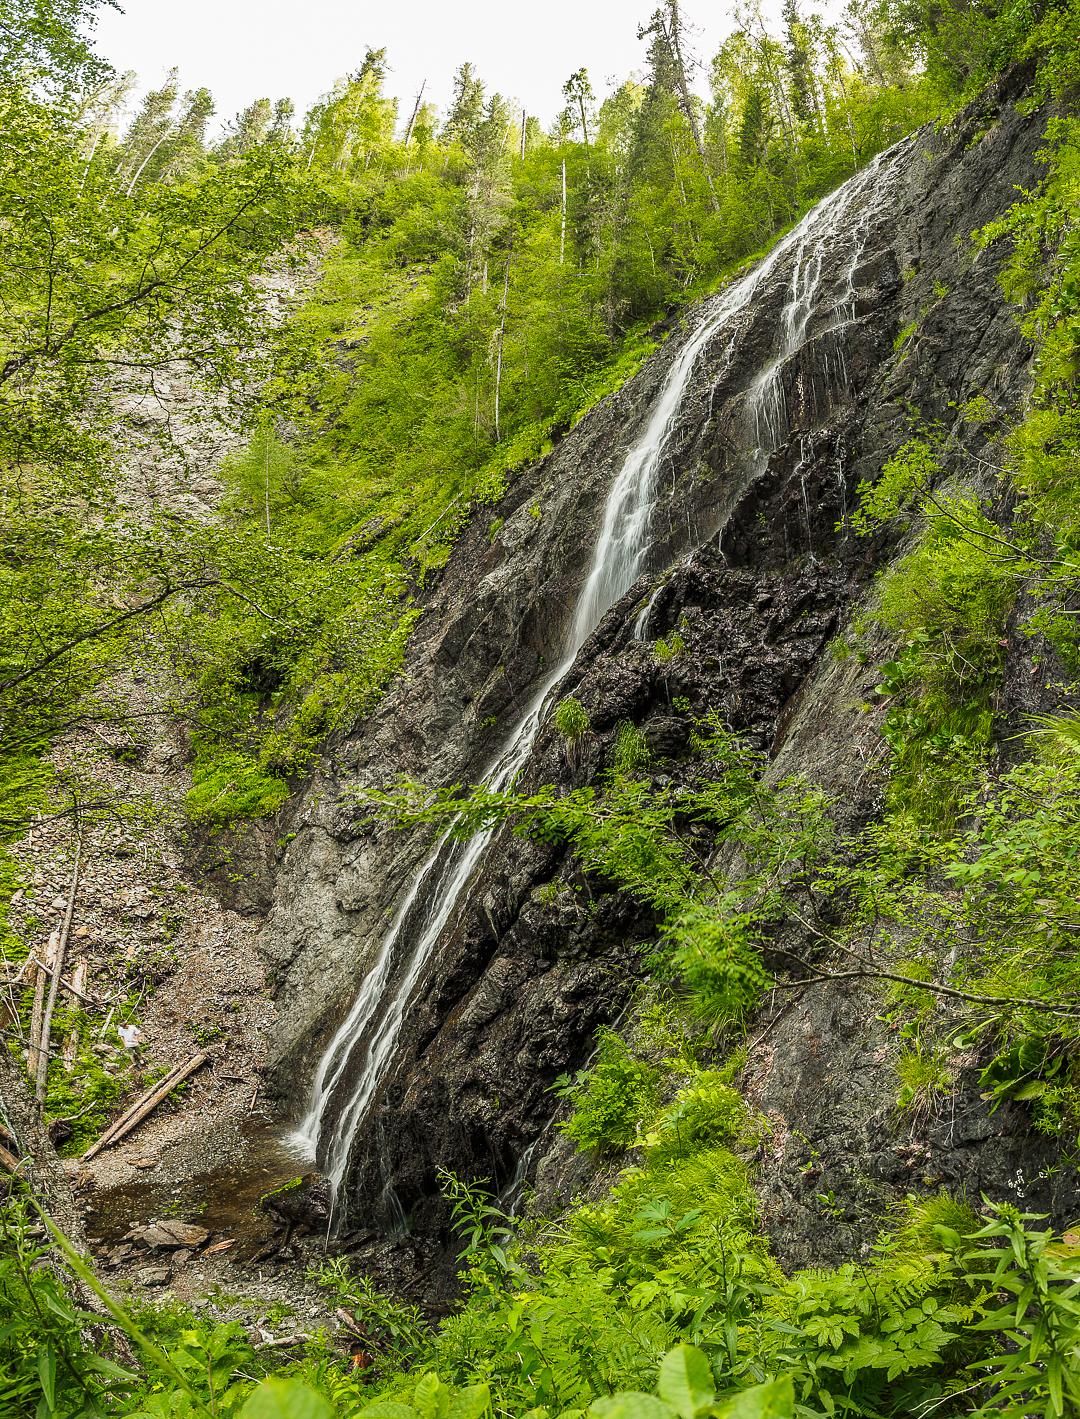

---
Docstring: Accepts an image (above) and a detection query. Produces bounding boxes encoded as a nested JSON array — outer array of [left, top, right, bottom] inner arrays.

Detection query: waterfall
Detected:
[[290, 142, 910, 1208]]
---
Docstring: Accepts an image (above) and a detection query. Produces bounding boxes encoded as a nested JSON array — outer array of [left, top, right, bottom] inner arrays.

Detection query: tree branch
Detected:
[[769, 940, 1080, 1017], [0, 575, 283, 695]]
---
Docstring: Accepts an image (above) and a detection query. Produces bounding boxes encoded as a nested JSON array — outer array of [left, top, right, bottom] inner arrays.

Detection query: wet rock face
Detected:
[[740, 980, 1077, 1273], [262, 73, 1052, 1238]]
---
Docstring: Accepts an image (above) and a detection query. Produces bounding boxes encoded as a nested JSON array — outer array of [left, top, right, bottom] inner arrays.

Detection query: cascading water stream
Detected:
[[291, 140, 910, 1209]]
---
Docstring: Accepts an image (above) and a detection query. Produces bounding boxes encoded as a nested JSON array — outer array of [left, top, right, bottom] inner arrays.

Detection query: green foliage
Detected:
[[439, 1169, 524, 1293], [614, 722, 652, 776], [557, 1030, 662, 1153], [892, 318, 918, 353], [0, 0, 968, 865], [643, 1071, 753, 1164], [853, 439, 1020, 824], [41, 1028, 131, 1154], [554, 697, 591, 745], [311, 1259, 432, 1378], [365, 721, 833, 1029], [849, 438, 939, 532], [653, 632, 686, 666], [0, 1199, 138, 1416], [186, 749, 290, 828], [895, 1044, 954, 1117], [238, 1381, 332, 1419], [963, 1206, 1080, 1418]]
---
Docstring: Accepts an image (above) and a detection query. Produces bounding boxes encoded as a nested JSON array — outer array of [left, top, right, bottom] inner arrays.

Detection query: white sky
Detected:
[[92, 1, 742, 133]]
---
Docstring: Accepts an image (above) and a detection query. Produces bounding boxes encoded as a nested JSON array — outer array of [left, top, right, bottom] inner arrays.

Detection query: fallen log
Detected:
[[81, 1051, 209, 1162], [26, 930, 60, 1083], [0, 1140, 23, 1173], [256, 1333, 313, 1351], [62, 960, 89, 1072], [35, 835, 83, 1104]]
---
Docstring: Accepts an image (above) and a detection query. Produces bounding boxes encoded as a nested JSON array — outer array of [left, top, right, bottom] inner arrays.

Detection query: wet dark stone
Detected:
[[255, 72, 1074, 1255]]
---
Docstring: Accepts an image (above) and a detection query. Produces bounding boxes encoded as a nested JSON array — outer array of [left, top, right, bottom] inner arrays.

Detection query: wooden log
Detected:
[[35, 836, 82, 1105], [26, 929, 60, 1083], [81, 1051, 209, 1162], [62, 960, 89, 1072], [0, 956, 35, 987], [81, 1056, 191, 1159], [25, 955, 96, 1007]]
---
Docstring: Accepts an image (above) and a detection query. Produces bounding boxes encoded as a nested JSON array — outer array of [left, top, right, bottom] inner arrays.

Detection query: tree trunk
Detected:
[[493, 249, 512, 442], [663, 3, 720, 212], [560, 159, 567, 265], [0, 1042, 86, 1246], [35, 835, 82, 1104], [403, 81, 426, 146]]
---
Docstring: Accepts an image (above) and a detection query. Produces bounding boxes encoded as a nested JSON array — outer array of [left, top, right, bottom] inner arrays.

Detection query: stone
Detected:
[[138, 1220, 210, 1250]]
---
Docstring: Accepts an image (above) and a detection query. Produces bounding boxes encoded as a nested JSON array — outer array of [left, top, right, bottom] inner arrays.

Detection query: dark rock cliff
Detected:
[[260, 69, 1068, 1257]]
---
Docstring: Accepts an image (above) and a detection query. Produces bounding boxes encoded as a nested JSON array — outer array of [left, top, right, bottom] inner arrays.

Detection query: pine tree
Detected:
[[223, 96, 273, 155], [561, 68, 595, 149], [443, 62, 485, 147], [117, 67, 179, 193], [783, 0, 820, 126]]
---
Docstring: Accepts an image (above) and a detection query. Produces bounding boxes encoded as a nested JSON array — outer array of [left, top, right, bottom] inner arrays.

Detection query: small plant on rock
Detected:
[[896, 1043, 954, 1120], [554, 695, 590, 745]]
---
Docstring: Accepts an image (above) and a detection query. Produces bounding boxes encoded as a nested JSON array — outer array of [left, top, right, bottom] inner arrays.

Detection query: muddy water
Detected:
[[83, 1120, 307, 1258]]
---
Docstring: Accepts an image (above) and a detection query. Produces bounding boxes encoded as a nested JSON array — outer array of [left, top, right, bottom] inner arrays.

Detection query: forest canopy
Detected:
[[0, 0, 963, 839]]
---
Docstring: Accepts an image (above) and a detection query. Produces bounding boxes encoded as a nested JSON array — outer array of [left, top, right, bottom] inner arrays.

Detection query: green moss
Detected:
[[42, 1034, 132, 1156], [186, 748, 289, 828]]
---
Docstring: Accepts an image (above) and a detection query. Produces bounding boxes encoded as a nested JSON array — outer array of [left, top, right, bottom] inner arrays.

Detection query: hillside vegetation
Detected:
[[2, 0, 1080, 1414]]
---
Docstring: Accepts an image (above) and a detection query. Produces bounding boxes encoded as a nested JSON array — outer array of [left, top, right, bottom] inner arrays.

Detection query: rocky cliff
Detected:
[[260, 68, 1066, 1254]]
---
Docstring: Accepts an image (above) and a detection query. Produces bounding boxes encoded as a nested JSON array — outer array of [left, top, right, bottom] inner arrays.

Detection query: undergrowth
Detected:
[[5, 4, 1080, 1419]]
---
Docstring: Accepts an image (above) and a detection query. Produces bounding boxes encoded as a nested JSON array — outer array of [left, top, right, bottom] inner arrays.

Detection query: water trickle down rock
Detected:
[[262, 71, 1063, 1249]]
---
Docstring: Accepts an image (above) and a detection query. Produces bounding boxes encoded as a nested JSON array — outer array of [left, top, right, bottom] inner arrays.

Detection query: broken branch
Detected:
[[81, 1052, 209, 1161], [35, 835, 83, 1105]]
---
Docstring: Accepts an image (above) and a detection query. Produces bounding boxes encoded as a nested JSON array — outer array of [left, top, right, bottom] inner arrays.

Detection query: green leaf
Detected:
[[448, 1386, 492, 1419], [355, 1406, 421, 1419], [588, 1395, 678, 1419], [83, 1354, 139, 1383], [1048, 1354, 1064, 1417], [713, 1378, 795, 1419], [413, 1373, 450, 1419], [239, 1379, 334, 1419], [37, 1349, 56, 1413], [657, 1345, 715, 1419], [1012, 1080, 1048, 1100]]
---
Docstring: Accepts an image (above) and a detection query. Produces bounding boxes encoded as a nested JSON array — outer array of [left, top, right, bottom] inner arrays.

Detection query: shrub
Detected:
[[645, 1070, 753, 1162], [559, 1030, 662, 1153], [554, 696, 590, 744]]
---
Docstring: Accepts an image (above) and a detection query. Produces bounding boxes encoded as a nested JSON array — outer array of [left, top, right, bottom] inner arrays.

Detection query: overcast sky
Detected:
[[92, 1, 742, 134]]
